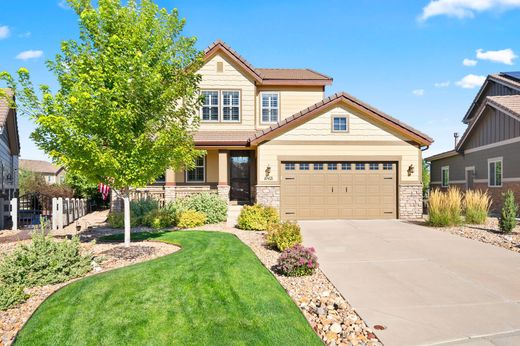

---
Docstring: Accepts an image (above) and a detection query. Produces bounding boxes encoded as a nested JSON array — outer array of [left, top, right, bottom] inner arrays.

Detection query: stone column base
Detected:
[[399, 184, 423, 219], [164, 185, 177, 204], [255, 185, 280, 208], [217, 185, 230, 203]]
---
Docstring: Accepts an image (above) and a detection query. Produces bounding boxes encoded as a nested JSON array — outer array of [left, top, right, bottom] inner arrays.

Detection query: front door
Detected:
[[230, 151, 251, 203], [466, 168, 475, 190]]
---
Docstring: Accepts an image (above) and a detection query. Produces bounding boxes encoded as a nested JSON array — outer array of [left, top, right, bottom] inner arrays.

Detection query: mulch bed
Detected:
[[422, 217, 520, 254]]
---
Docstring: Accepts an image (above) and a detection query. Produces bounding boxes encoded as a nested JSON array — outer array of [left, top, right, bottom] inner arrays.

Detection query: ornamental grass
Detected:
[[464, 190, 491, 225]]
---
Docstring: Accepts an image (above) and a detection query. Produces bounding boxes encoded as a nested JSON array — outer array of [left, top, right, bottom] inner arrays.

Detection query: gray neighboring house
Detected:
[[0, 89, 21, 228], [19, 159, 66, 185], [426, 72, 520, 212]]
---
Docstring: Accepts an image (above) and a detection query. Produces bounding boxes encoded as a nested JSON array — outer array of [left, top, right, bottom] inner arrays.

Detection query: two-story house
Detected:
[[0, 89, 20, 229], [158, 40, 432, 220], [19, 159, 66, 185], [427, 72, 520, 212]]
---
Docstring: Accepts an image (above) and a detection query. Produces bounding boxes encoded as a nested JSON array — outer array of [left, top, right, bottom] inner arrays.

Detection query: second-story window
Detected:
[[201, 91, 219, 121], [222, 91, 240, 122], [261, 93, 279, 123]]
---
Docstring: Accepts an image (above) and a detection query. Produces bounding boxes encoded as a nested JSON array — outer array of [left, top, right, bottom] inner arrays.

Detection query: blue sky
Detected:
[[1, 0, 520, 160]]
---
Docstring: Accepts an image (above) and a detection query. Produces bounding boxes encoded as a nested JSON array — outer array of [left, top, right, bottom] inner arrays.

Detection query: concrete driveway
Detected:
[[300, 220, 520, 346]]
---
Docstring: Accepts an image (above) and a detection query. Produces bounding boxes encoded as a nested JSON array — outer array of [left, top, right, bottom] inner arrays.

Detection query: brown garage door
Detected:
[[280, 162, 397, 220]]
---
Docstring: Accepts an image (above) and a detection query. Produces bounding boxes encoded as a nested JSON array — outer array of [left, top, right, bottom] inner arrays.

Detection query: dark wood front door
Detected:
[[230, 151, 251, 203]]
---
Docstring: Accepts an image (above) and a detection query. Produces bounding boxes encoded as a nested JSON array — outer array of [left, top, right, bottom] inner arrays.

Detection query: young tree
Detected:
[[1, 0, 204, 246]]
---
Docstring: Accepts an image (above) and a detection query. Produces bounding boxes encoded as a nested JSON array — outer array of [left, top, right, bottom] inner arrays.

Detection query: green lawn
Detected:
[[15, 231, 321, 346]]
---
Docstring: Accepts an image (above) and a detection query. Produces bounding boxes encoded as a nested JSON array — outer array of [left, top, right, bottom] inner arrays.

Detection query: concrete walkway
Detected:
[[300, 220, 520, 346]]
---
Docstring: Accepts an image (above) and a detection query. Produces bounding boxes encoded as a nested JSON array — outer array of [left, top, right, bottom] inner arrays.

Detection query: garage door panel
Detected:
[[281, 161, 397, 220]]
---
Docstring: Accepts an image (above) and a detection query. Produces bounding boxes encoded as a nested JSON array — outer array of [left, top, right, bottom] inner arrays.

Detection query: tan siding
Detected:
[[174, 150, 219, 183], [256, 104, 420, 183], [197, 53, 256, 130], [274, 105, 410, 141], [256, 86, 324, 129]]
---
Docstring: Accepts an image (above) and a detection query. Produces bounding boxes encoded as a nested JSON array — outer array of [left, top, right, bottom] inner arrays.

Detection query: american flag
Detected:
[[98, 183, 110, 200]]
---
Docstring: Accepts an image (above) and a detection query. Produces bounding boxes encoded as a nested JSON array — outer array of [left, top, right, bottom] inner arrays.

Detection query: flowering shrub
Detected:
[[276, 245, 318, 277]]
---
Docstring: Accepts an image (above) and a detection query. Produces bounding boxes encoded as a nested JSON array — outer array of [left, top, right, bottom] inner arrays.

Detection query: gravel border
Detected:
[[224, 228, 382, 346], [418, 217, 520, 254], [0, 239, 179, 346]]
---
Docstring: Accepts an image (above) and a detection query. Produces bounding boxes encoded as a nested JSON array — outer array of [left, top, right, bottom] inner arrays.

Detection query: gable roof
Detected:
[[462, 72, 520, 124], [249, 92, 433, 146], [456, 94, 520, 151], [203, 40, 333, 86], [0, 89, 20, 155], [20, 159, 63, 174]]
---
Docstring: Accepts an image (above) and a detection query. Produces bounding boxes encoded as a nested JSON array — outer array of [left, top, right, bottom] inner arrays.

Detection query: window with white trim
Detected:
[[332, 116, 348, 132], [313, 163, 323, 170], [341, 163, 352, 170], [299, 163, 309, 170], [383, 163, 393, 170], [356, 163, 365, 170], [285, 163, 295, 170], [201, 91, 219, 121], [488, 158, 502, 187], [328, 163, 337, 170], [222, 91, 240, 122], [186, 157, 205, 182], [261, 93, 279, 123], [441, 166, 449, 187]]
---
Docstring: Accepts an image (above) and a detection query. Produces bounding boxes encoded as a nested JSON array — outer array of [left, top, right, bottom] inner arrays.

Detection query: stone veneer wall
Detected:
[[398, 184, 423, 219], [255, 185, 280, 208], [217, 185, 230, 203]]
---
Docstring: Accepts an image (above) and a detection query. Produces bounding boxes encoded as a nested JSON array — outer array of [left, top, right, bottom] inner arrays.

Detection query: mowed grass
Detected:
[[15, 231, 321, 346]]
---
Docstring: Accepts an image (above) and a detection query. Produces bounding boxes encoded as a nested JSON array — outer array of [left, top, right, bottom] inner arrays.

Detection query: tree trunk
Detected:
[[123, 191, 131, 247]]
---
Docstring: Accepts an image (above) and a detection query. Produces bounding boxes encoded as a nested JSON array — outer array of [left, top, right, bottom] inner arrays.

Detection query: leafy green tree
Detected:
[[1, 0, 204, 245], [422, 159, 430, 198]]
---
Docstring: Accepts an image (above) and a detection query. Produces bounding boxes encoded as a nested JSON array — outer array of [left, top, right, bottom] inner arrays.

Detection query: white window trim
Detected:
[[260, 92, 280, 124], [221, 90, 241, 123], [200, 90, 220, 123], [441, 166, 449, 187], [487, 157, 503, 188], [465, 166, 475, 189], [186, 156, 206, 183], [332, 115, 349, 133]]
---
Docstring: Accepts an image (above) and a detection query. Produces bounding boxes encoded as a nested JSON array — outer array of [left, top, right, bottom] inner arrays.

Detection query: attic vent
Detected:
[[217, 62, 223, 73]]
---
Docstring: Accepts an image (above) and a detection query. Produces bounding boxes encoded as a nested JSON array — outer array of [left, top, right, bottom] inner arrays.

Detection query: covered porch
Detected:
[[164, 148, 258, 205]]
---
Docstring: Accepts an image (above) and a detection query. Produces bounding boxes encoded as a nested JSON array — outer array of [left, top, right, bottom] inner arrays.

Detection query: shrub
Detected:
[[499, 190, 518, 233], [0, 229, 92, 287], [237, 204, 280, 231], [142, 209, 175, 229], [0, 283, 28, 311], [176, 210, 207, 229], [166, 193, 227, 225], [107, 212, 125, 228], [464, 190, 491, 224], [276, 245, 318, 277], [266, 222, 302, 251], [131, 198, 159, 224], [428, 187, 462, 227]]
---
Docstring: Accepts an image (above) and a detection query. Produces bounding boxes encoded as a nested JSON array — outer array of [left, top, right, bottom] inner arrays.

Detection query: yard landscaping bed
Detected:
[[0, 238, 178, 346], [421, 217, 520, 254], [227, 228, 382, 346], [9, 231, 321, 346]]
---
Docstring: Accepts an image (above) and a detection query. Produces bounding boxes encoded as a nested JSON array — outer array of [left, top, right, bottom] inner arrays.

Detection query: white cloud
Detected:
[[463, 58, 477, 66], [420, 0, 520, 21], [434, 81, 451, 87], [412, 89, 425, 96], [456, 74, 486, 89], [0, 25, 10, 40], [58, 0, 69, 9], [476, 48, 517, 65], [16, 50, 44, 60]]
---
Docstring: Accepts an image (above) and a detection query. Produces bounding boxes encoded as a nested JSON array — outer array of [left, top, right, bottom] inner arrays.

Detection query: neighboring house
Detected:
[[20, 159, 66, 185], [0, 89, 21, 228], [145, 40, 433, 220], [426, 72, 520, 212]]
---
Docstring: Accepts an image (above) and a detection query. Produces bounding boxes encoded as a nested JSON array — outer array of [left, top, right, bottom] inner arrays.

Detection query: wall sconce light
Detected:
[[407, 164, 415, 176], [265, 164, 273, 180]]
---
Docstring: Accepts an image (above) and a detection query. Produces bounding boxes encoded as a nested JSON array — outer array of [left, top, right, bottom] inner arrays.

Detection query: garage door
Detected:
[[280, 162, 397, 220]]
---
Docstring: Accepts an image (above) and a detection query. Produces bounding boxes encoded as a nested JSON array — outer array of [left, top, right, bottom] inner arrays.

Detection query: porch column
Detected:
[[217, 150, 230, 202], [164, 168, 177, 203]]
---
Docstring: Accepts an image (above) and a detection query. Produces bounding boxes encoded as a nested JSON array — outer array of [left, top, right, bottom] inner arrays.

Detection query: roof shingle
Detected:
[[487, 95, 520, 117], [20, 159, 62, 174]]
